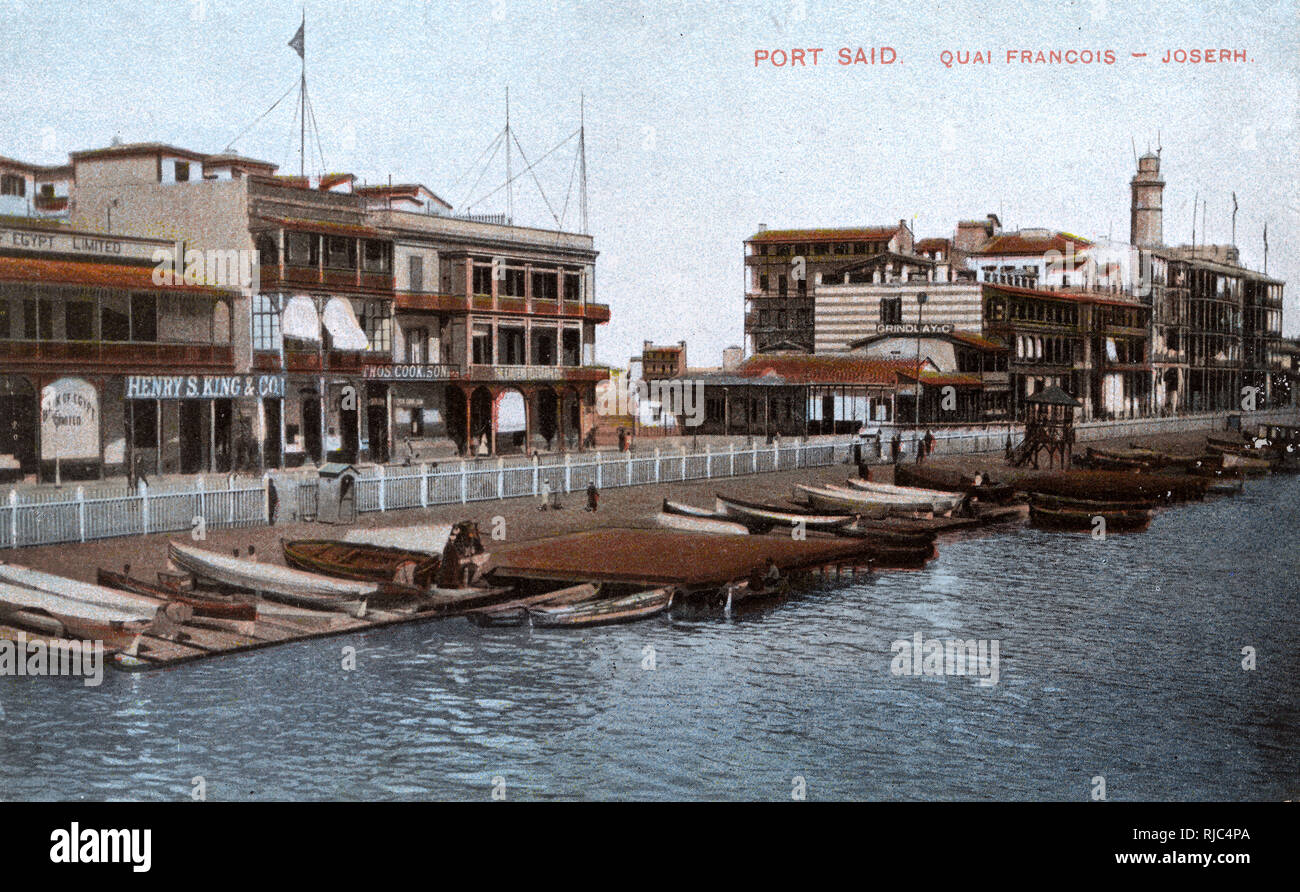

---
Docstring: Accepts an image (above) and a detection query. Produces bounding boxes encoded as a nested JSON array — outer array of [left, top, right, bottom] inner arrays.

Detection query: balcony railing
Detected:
[[0, 340, 233, 370], [393, 291, 611, 321], [259, 265, 394, 294]]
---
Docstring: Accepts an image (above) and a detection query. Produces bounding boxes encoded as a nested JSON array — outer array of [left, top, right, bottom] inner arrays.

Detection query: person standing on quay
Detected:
[[891, 432, 901, 464], [586, 479, 599, 512], [923, 429, 935, 458]]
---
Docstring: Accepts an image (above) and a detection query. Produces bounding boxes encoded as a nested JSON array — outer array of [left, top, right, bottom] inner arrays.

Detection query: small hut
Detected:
[[1016, 386, 1081, 469]]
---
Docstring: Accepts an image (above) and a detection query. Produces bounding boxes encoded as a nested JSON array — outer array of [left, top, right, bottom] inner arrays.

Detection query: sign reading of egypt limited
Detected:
[[1, 227, 169, 263], [125, 375, 286, 400]]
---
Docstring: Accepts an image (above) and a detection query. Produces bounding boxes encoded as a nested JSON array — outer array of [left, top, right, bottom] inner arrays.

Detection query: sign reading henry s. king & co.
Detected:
[[124, 375, 286, 400]]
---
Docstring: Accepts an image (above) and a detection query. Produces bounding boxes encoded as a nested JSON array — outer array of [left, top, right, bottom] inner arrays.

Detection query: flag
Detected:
[[1263, 223, 1267, 251], [288, 21, 304, 58], [1232, 192, 1238, 214]]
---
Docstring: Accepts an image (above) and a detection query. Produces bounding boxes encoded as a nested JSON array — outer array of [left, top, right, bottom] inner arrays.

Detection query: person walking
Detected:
[[923, 429, 935, 457], [586, 479, 599, 512], [890, 432, 901, 464], [914, 437, 924, 463]]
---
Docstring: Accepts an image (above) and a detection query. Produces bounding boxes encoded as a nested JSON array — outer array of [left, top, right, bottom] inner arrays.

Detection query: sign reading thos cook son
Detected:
[[125, 375, 286, 400]]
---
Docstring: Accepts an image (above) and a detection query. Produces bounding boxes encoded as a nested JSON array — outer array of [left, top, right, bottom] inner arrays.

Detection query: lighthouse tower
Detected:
[[1130, 151, 1165, 248]]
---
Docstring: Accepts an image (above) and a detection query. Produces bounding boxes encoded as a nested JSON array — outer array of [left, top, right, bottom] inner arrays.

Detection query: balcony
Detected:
[[467, 364, 607, 384], [259, 264, 394, 295], [273, 349, 373, 373], [393, 291, 611, 322], [0, 340, 233, 371]]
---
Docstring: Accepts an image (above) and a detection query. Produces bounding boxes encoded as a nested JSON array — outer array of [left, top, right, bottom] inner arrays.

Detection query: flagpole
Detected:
[[300, 10, 306, 177]]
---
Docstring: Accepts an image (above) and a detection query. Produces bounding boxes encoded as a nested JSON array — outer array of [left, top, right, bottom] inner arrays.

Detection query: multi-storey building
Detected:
[[0, 139, 609, 481], [744, 223, 917, 354]]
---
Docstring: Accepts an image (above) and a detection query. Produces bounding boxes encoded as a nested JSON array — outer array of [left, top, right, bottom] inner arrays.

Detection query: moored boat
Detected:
[[654, 511, 750, 535], [281, 538, 441, 588], [528, 587, 675, 628], [714, 494, 858, 531], [1218, 452, 1272, 474], [840, 479, 966, 513], [1028, 503, 1152, 532], [794, 483, 935, 518], [894, 464, 1016, 503], [95, 569, 258, 623], [168, 541, 372, 617], [662, 498, 724, 519], [0, 580, 150, 655], [467, 583, 602, 627], [0, 562, 163, 620]]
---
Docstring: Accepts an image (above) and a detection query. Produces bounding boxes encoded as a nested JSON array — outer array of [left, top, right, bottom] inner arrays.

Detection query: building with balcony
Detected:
[[0, 218, 240, 479], [0, 136, 611, 480]]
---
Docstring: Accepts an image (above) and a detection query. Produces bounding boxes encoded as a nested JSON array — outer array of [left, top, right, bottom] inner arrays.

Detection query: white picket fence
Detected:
[[0, 478, 268, 549], [1, 441, 839, 549]]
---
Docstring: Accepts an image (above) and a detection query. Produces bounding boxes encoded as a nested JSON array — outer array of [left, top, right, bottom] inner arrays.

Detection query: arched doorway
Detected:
[[496, 389, 527, 454], [469, 387, 493, 455], [533, 388, 558, 451], [0, 375, 36, 476]]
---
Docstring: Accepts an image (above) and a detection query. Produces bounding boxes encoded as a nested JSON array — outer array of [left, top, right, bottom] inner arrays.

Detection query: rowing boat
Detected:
[[281, 538, 441, 588], [662, 499, 724, 519], [528, 587, 675, 628], [714, 494, 858, 530], [467, 583, 601, 627], [893, 464, 1016, 503], [794, 484, 935, 517], [840, 479, 966, 512], [95, 569, 258, 622], [168, 541, 371, 617], [654, 511, 750, 535], [341, 523, 454, 556], [1013, 470, 1205, 502], [1029, 493, 1162, 512], [1028, 503, 1152, 532], [0, 562, 163, 620], [0, 580, 150, 654], [1218, 452, 1272, 474]]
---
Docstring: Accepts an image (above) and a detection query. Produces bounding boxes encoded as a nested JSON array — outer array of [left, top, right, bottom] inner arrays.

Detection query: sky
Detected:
[[2, 0, 1296, 366]]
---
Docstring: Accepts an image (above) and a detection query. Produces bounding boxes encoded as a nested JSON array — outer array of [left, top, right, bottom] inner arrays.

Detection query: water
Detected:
[[2, 476, 1297, 801]]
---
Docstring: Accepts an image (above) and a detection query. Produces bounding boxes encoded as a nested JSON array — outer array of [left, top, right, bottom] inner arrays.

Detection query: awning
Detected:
[[282, 295, 320, 342], [323, 297, 369, 351]]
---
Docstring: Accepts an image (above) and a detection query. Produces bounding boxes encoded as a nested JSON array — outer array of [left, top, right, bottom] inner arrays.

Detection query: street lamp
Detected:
[[914, 291, 928, 429]]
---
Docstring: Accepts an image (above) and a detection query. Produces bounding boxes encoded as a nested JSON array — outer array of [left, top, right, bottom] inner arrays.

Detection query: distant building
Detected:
[[640, 340, 687, 378]]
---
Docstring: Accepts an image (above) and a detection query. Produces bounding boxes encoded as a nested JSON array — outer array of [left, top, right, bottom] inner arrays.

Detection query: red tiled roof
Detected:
[[948, 331, 1007, 351], [738, 354, 915, 385], [898, 371, 985, 388], [747, 226, 900, 244], [982, 282, 1147, 309], [974, 232, 1092, 255], [0, 255, 237, 295], [914, 237, 951, 252]]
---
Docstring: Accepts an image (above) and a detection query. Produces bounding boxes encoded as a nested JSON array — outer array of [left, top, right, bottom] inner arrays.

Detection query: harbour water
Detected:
[[2, 475, 1296, 801]]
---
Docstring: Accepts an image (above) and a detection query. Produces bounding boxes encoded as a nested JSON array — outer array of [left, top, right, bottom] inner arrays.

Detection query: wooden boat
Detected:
[[1014, 470, 1205, 503], [418, 584, 515, 615], [841, 479, 966, 512], [1084, 447, 1160, 471], [96, 569, 257, 622], [341, 523, 454, 556], [1124, 444, 1203, 471], [528, 587, 675, 628], [168, 541, 371, 617], [714, 494, 858, 531], [654, 511, 750, 535], [1218, 452, 1272, 474], [1030, 493, 1161, 512], [794, 484, 934, 518], [1205, 478, 1244, 494], [833, 523, 938, 549], [720, 577, 792, 607], [281, 538, 441, 588], [894, 464, 1016, 503], [1029, 503, 1152, 532], [662, 498, 724, 519], [467, 583, 601, 627], [0, 562, 163, 620], [0, 580, 150, 655]]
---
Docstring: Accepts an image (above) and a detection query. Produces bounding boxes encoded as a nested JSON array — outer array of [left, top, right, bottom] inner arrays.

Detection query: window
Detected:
[[405, 326, 428, 364], [65, 300, 94, 340], [1, 174, 24, 197], [778, 276, 788, 297], [174, 161, 190, 182], [357, 300, 392, 353], [503, 267, 525, 297], [408, 255, 424, 292], [759, 274, 769, 291], [131, 294, 157, 342], [563, 328, 580, 365], [472, 263, 493, 295], [256, 233, 279, 267], [325, 236, 356, 270], [251, 294, 281, 351], [363, 240, 392, 274], [0, 300, 9, 338], [472, 323, 493, 365], [499, 326, 525, 364], [532, 270, 558, 302], [285, 232, 318, 267], [39, 183, 54, 199], [564, 271, 581, 302], [879, 297, 903, 324]]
